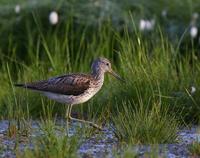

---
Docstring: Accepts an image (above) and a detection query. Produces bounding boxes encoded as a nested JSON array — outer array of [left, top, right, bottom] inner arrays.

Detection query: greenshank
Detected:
[[15, 57, 123, 130]]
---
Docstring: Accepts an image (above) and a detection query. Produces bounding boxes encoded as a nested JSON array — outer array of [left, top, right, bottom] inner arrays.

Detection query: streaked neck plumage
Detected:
[[91, 68, 105, 81]]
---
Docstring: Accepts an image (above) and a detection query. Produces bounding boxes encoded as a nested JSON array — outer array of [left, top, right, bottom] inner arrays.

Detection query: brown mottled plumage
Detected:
[[16, 74, 93, 96], [15, 57, 124, 130]]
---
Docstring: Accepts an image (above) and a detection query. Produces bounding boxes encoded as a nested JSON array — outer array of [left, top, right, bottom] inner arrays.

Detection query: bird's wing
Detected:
[[15, 74, 92, 96]]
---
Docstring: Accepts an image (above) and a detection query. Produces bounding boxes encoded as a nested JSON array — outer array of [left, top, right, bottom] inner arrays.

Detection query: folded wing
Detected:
[[15, 74, 92, 96]]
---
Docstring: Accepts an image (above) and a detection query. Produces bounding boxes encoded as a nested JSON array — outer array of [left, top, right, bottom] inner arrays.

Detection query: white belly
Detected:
[[43, 86, 102, 105]]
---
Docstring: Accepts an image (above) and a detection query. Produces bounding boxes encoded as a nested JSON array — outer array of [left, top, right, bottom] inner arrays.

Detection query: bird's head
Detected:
[[91, 57, 124, 82]]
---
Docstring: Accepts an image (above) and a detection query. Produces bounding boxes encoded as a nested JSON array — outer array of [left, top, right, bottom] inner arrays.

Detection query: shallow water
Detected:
[[0, 120, 200, 158]]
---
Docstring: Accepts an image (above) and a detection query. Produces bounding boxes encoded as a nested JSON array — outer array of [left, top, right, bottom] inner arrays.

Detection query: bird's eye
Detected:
[[106, 63, 109, 66]]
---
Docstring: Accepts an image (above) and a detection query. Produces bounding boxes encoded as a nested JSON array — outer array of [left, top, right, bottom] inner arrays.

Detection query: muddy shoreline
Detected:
[[0, 120, 199, 157]]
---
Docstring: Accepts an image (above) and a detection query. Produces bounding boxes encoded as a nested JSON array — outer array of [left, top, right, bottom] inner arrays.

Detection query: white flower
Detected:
[[15, 5, 21, 14], [139, 19, 155, 31], [49, 11, 59, 25], [191, 86, 196, 94], [146, 20, 155, 30], [190, 26, 198, 38], [139, 20, 146, 31]]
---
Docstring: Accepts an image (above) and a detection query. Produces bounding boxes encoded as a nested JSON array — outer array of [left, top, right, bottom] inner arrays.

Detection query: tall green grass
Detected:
[[112, 101, 179, 144]]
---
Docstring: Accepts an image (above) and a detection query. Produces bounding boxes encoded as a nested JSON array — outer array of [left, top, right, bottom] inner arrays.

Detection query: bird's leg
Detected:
[[68, 105, 102, 130], [65, 105, 71, 120], [65, 105, 71, 135]]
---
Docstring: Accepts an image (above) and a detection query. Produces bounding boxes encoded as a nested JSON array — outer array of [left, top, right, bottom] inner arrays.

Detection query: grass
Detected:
[[114, 145, 169, 158], [0, 0, 200, 156], [188, 141, 200, 157], [15, 119, 80, 158], [112, 101, 179, 144]]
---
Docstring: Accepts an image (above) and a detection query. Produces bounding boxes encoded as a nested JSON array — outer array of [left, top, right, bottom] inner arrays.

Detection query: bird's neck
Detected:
[[91, 69, 105, 81]]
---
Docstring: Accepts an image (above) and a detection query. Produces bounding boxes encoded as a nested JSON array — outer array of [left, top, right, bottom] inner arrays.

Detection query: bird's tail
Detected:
[[14, 83, 25, 87], [14, 83, 38, 90]]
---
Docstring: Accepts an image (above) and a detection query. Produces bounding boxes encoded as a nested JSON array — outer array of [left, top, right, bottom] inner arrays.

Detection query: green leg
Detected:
[[65, 105, 71, 135], [66, 104, 71, 120]]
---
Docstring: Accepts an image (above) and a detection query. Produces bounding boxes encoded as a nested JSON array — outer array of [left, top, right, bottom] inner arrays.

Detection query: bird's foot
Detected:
[[69, 116, 103, 130], [88, 122, 103, 130]]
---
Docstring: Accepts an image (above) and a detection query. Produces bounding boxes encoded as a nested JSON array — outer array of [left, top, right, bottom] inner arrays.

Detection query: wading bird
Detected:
[[15, 57, 124, 130]]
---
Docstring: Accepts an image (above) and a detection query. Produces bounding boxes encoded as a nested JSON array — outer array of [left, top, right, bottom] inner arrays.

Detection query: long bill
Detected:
[[109, 69, 125, 83]]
